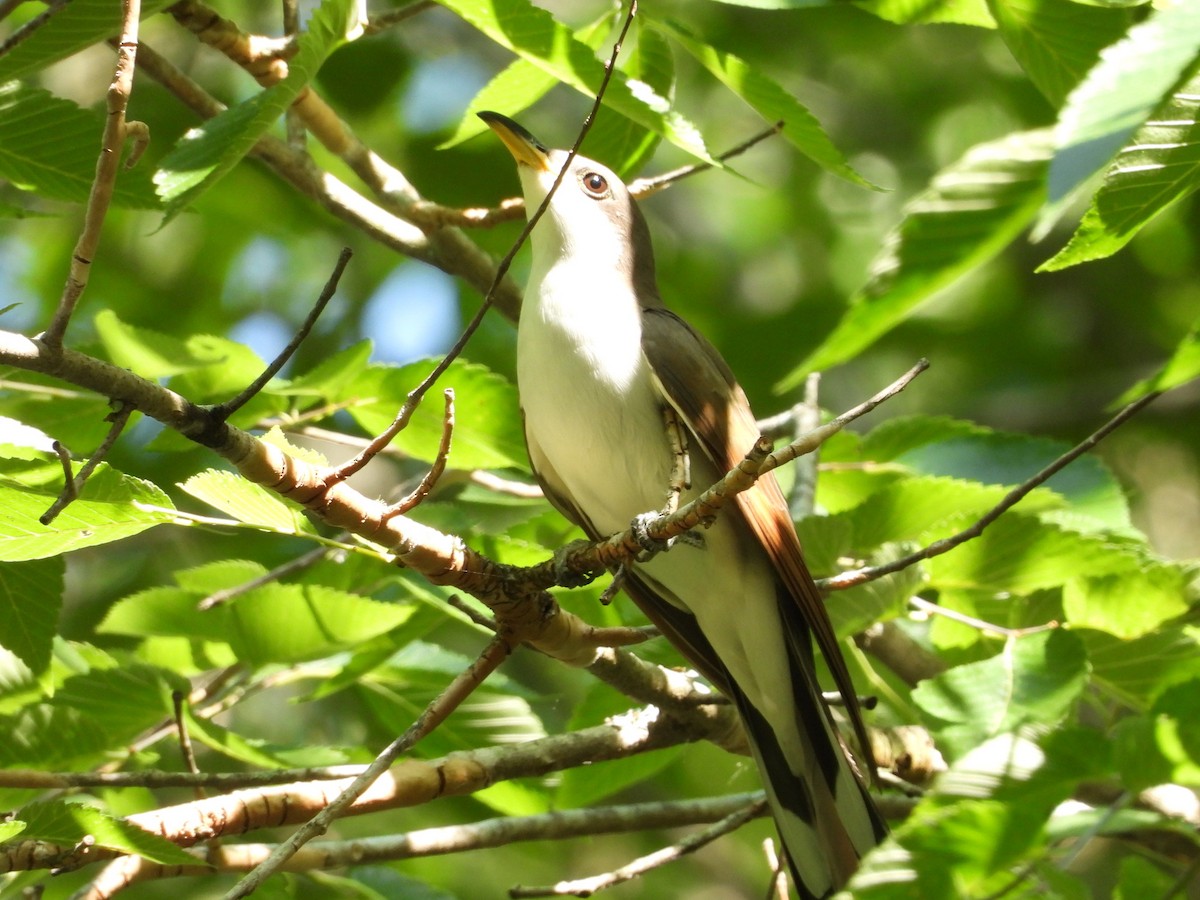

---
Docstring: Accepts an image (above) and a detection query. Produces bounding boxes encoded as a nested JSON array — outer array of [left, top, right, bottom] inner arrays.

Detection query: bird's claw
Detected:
[[552, 539, 600, 588], [630, 512, 705, 562]]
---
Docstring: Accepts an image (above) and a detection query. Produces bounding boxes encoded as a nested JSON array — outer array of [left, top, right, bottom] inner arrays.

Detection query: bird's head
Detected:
[[479, 111, 658, 298]]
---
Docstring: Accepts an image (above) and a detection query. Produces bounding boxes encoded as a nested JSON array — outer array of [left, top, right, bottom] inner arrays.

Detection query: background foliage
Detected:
[[2, 0, 1200, 897]]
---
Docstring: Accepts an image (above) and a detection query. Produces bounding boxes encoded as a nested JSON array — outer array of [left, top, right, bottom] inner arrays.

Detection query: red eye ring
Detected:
[[581, 171, 609, 197]]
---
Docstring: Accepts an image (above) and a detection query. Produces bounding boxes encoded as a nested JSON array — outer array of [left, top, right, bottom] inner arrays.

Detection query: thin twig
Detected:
[[198, 545, 334, 610], [439, 120, 785, 230], [364, 0, 435, 33], [385, 389, 455, 518], [324, 1, 639, 486], [509, 797, 770, 897], [223, 635, 514, 899], [40, 401, 134, 524], [787, 372, 821, 520], [908, 596, 1058, 638], [628, 120, 785, 198], [820, 390, 1162, 591], [42, 0, 142, 347], [0, 0, 67, 56], [550, 359, 930, 583], [212, 247, 351, 422]]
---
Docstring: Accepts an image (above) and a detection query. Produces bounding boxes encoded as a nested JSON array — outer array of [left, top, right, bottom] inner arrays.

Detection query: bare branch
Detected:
[[224, 635, 514, 896], [73, 794, 765, 895], [385, 389, 455, 517], [42, 0, 141, 347], [820, 390, 1161, 591], [628, 120, 785, 198], [510, 797, 770, 897], [211, 247, 351, 422], [40, 401, 133, 524]]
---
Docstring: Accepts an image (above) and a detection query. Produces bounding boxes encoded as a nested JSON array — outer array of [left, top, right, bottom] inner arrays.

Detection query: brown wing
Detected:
[[640, 306, 874, 774]]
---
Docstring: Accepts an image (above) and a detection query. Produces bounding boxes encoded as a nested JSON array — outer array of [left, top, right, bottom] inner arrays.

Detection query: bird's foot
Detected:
[[552, 539, 601, 588], [629, 512, 704, 562]]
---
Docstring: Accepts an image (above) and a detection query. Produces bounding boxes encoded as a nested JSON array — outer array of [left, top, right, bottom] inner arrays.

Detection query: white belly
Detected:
[[517, 279, 794, 720]]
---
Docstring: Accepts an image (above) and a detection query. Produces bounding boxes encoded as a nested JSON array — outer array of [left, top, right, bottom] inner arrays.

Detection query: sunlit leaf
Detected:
[[0, 451, 175, 561], [436, 0, 714, 163], [0, 557, 62, 675], [16, 800, 198, 866], [781, 130, 1053, 384], [659, 19, 870, 186], [912, 630, 1089, 757], [990, 0, 1133, 106], [0, 84, 160, 208], [155, 0, 358, 213], [1114, 312, 1200, 404], [1039, 2, 1200, 233]]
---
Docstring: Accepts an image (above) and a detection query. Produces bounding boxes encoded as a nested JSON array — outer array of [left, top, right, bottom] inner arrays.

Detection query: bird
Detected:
[[479, 111, 887, 898]]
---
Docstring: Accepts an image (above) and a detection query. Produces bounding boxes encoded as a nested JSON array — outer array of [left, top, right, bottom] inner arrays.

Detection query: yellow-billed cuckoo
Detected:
[[480, 111, 886, 898]]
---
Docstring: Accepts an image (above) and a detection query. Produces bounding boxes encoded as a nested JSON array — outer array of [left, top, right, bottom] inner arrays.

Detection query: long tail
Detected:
[[732, 611, 887, 899]]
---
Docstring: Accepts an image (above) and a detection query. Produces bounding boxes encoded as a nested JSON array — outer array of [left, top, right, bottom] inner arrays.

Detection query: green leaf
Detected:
[[94, 309, 215, 378], [179, 468, 312, 534], [1039, 2, 1200, 229], [659, 20, 870, 186], [579, 23, 673, 177], [780, 130, 1053, 384], [0, 83, 160, 208], [1063, 567, 1187, 639], [1115, 857, 1178, 900], [345, 359, 527, 470], [436, 0, 714, 163], [912, 629, 1089, 757], [0, 0, 178, 82], [928, 512, 1153, 595], [1042, 71, 1200, 269], [0, 557, 63, 675], [1113, 680, 1200, 788], [182, 706, 349, 769], [856, 0, 996, 28], [1081, 626, 1200, 709], [154, 0, 357, 213], [15, 800, 197, 866], [989, 0, 1133, 106], [440, 14, 611, 151], [0, 451, 175, 561], [1115, 313, 1200, 404], [226, 584, 417, 665]]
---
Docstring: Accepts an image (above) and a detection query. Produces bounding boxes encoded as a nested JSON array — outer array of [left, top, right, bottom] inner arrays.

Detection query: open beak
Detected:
[[478, 111, 551, 172]]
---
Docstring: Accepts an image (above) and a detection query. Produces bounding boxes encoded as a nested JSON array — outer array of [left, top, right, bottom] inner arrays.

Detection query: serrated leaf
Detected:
[[1115, 313, 1200, 404], [437, 0, 714, 163], [0, 454, 175, 561], [928, 512, 1152, 595], [857, 0, 995, 26], [1081, 626, 1200, 709], [1064, 567, 1187, 638], [912, 629, 1089, 758], [781, 130, 1053, 384], [54, 664, 181, 735], [440, 14, 610, 151], [1039, 2, 1200, 235], [1113, 680, 1200, 788], [0, 0, 178, 82], [282, 339, 374, 398], [226, 584, 416, 665], [0, 83, 160, 208], [345, 358, 526, 470], [179, 468, 310, 534], [154, 0, 357, 213], [182, 706, 348, 769], [659, 19, 870, 186], [1042, 72, 1200, 270], [94, 309, 210, 378], [0, 557, 63, 676], [990, 0, 1133, 106], [15, 800, 197, 866]]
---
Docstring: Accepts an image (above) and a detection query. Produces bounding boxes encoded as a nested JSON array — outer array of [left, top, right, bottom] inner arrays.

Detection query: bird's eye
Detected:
[[580, 171, 609, 198]]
